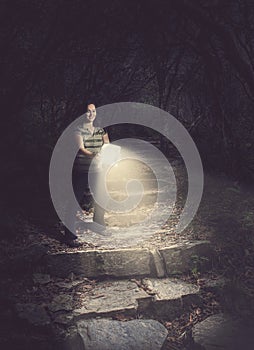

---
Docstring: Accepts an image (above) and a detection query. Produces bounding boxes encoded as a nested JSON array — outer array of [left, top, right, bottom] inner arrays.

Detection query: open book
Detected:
[[99, 143, 121, 166]]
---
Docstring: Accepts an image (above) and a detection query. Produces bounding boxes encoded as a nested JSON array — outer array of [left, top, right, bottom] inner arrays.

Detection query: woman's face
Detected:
[[86, 104, 96, 122]]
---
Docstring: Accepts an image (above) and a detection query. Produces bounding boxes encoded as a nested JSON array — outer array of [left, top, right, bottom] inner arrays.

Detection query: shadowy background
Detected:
[[1, 0, 254, 236], [1, 2, 254, 349]]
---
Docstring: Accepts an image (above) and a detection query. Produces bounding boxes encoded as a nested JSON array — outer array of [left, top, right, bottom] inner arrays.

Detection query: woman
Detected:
[[63, 103, 109, 246]]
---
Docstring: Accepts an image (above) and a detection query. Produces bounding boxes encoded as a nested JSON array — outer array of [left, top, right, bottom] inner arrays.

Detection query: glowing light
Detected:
[[100, 144, 121, 166]]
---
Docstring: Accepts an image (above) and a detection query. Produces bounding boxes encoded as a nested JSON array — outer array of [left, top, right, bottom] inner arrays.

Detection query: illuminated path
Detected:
[[76, 147, 178, 249]]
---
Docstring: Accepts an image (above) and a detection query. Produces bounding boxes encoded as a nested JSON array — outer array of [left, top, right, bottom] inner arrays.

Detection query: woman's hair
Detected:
[[85, 101, 96, 111]]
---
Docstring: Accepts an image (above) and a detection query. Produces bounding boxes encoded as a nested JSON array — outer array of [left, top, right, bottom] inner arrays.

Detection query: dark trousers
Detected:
[[64, 169, 105, 233]]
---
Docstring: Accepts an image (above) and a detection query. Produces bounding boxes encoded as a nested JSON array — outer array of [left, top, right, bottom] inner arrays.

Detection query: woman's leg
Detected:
[[64, 171, 88, 238], [91, 169, 106, 226]]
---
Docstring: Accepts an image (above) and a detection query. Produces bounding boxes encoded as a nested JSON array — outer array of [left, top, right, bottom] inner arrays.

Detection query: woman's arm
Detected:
[[75, 134, 94, 157], [103, 133, 110, 144]]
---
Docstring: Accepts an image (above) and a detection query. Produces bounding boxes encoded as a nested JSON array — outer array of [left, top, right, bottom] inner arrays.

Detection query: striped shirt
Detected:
[[73, 125, 106, 172], [76, 126, 106, 153]]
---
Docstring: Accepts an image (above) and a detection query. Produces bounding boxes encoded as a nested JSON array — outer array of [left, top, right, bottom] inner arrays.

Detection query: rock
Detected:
[[58, 330, 84, 350], [141, 278, 200, 319], [16, 303, 50, 326], [191, 313, 254, 350], [73, 278, 201, 321], [49, 294, 73, 312], [200, 276, 229, 303], [45, 248, 151, 278], [159, 241, 214, 275], [76, 319, 168, 350], [142, 278, 199, 299], [201, 276, 228, 291], [44, 242, 213, 279], [73, 280, 149, 319]]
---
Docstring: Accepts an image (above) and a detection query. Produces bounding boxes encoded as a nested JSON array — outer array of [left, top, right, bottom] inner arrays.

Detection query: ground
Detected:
[[0, 163, 254, 349]]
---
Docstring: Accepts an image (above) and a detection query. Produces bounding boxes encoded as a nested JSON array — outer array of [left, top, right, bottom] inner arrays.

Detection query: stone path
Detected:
[[33, 239, 214, 350], [16, 150, 224, 349], [41, 149, 215, 349], [15, 275, 202, 350], [10, 234, 215, 349]]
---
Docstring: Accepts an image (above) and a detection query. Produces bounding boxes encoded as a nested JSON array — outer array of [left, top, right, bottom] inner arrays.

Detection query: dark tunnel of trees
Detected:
[[1, 0, 254, 237]]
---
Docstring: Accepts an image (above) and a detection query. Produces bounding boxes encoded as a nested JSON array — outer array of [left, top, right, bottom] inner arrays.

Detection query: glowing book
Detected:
[[100, 143, 121, 166]]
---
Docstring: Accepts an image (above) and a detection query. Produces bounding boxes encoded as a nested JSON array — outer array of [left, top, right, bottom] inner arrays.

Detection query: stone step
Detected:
[[73, 278, 200, 322], [44, 241, 214, 279], [14, 274, 202, 350], [15, 277, 201, 328]]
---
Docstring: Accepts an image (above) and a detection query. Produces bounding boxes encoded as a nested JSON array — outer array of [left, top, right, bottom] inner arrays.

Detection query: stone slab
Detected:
[[73, 278, 201, 321], [15, 278, 201, 327], [45, 248, 151, 278], [159, 241, 213, 275], [44, 241, 214, 279], [142, 278, 199, 300], [73, 280, 149, 319], [191, 313, 254, 350], [76, 319, 168, 350], [141, 278, 201, 319]]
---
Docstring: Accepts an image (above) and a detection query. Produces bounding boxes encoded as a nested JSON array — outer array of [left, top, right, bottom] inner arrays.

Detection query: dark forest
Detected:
[[1, 0, 254, 349]]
